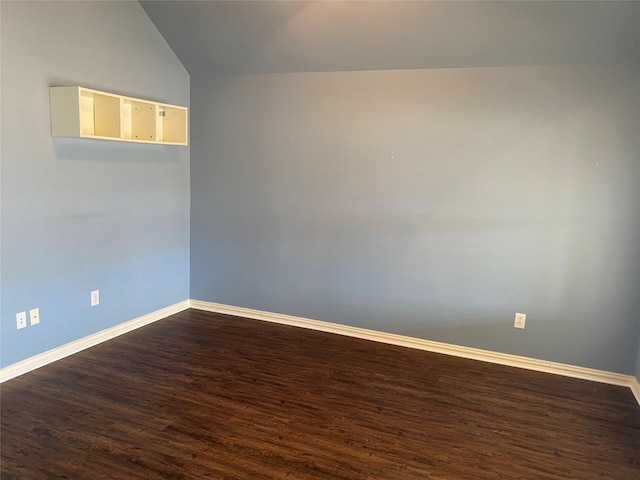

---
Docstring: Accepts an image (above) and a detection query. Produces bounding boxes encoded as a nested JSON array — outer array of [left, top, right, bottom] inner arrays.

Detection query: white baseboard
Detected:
[[631, 376, 640, 405], [4, 298, 638, 408], [0, 300, 190, 383], [190, 300, 640, 406]]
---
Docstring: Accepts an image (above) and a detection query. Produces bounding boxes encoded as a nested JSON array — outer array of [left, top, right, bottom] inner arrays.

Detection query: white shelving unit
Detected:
[[50, 86, 188, 145]]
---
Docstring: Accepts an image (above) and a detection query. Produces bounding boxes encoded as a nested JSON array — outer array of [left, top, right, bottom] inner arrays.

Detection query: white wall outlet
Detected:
[[16, 312, 27, 330], [514, 312, 526, 329], [91, 290, 100, 306], [30, 308, 40, 325]]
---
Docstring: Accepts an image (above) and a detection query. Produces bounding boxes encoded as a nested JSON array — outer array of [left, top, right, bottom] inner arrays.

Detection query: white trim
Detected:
[[631, 376, 640, 406], [0, 300, 189, 383], [190, 300, 640, 406], [3, 298, 638, 408]]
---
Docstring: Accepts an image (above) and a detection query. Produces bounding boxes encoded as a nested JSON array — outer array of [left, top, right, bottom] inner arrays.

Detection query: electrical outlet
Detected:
[[16, 312, 27, 330], [514, 312, 526, 329], [30, 308, 40, 325], [91, 290, 99, 306]]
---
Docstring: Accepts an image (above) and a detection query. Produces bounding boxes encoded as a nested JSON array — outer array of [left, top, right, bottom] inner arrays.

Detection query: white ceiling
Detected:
[[140, 1, 640, 75]]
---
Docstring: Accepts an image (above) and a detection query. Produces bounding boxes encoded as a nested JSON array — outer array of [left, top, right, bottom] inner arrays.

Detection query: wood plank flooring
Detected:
[[2, 309, 639, 479]]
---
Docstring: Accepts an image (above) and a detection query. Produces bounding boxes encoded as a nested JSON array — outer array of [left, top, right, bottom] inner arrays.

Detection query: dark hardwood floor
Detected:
[[2, 309, 639, 479]]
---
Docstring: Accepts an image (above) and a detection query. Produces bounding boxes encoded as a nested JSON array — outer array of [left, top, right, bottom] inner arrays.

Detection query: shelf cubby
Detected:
[[158, 105, 188, 144]]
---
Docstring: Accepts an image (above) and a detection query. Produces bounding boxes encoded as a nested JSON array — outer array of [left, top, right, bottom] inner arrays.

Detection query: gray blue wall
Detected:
[[636, 340, 640, 382], [2, 1, 639, 379], [191, 65, 640, 374], [0, 1, 190, 367]]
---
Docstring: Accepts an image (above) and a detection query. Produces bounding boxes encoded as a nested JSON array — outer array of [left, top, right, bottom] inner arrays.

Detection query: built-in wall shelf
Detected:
[[49, 86, 188, 145]]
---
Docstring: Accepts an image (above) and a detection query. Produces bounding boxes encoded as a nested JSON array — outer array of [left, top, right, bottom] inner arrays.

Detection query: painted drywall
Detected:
[[636, 298, 640, 382], [636, 339, 640, 382], [0, 1, 190, 367], [191, 64, 640, 374]]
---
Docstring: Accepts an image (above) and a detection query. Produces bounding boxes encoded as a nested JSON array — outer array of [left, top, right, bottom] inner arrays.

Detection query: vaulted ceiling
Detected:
[[140, 0, 640, 75]]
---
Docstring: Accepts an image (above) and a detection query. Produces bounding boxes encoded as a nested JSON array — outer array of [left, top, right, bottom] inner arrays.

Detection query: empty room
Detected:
[[1, 1, 639, 478]]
